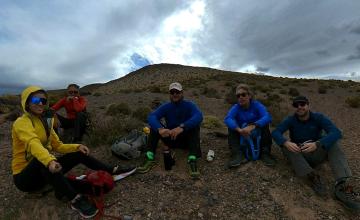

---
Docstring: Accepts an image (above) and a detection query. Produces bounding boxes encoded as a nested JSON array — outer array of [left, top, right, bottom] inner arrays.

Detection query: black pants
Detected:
[[228, 124, 272, 155], [57, 112, 87, 141], [146, 126, 202, 158], [13, 152, 113, 201]]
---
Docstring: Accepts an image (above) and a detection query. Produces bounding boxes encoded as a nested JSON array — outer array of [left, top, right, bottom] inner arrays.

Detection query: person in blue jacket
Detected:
[[137, 82, 203, 179], [224, 84, 275, 168], [272, 96, 352, 198]]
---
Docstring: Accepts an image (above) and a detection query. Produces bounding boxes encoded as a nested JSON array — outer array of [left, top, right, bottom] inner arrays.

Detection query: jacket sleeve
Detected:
[[271, 116, 292, 146], [73, 96, 87, 112], [148, 103, 168, 130], [50, 127, 80, 153], [254, 102, 272, 127], [183, 102, 203, 130], [51, 97, 66, 111], [316, 114, 342, 150], [224, 105, 239, 130], [13, 117, 56, 167]]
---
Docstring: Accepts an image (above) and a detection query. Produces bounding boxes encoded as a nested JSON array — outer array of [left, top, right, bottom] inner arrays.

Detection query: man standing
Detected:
[[137, 82, 203, 179], [272, 96, 352, 198], [52, 84, 88, 143]]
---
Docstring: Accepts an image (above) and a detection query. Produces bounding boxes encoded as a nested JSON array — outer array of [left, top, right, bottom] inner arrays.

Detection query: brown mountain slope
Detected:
[[1, 64, 360, 219]]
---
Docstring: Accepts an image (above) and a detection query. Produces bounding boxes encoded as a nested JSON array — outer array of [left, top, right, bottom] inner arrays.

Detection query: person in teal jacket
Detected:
[[224, 84, 275, 168]]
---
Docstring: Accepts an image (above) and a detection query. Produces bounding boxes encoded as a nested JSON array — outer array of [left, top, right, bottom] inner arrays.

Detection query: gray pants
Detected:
[[282, 142, 352, 180]]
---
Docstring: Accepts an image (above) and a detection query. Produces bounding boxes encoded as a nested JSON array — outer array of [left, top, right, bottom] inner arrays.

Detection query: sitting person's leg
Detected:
[[73, 112, 88, 142], [327, 142, 352, 180], [57, 151, 135, 175], [227, 128, 246, 168], [137, 128, 161, 173], [260, 125, 276, 166]]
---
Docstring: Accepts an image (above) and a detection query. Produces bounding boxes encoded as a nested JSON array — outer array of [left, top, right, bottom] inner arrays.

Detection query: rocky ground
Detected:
[[1, 64, 360, 219]]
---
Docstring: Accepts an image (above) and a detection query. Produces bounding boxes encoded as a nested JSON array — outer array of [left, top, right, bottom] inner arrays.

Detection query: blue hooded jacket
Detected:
[[224, 100, 272, 130], [148, 99, 203, 131]]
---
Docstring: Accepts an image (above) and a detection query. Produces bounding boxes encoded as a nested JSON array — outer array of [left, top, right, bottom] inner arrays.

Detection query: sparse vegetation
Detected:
[[106, 103, 131, 116], [318, 85, 327, 94], [288, 88, 300, 97], [132, 106, 152, 122], [225, 86, 237, 105], [345, 96, 360, 108], [93, 92, 102, 96], [202, 115, 224, 129], [201, 87, 220, 98]]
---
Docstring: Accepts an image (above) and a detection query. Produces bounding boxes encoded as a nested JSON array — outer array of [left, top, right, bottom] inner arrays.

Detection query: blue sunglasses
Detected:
[[30, 97, 47, 105]]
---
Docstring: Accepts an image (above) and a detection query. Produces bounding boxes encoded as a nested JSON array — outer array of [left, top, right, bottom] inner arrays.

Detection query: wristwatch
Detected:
[[179, 123, 185, 129]]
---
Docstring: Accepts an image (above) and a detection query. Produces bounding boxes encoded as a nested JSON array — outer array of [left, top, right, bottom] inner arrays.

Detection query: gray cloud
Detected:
[[346, 45, 360, 60]]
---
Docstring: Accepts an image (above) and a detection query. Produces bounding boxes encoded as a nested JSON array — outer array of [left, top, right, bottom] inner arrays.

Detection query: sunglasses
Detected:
[[30, 97, 47, 105], [170, 90, 181, 95], [236, 93, 248, 98], [68, 90, 79, 95], [293, 102, 307, 108]]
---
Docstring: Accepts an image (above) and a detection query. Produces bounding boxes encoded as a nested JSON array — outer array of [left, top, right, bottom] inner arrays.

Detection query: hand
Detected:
[[48, 160, 62, 173], [78, 144, 90, 155], [284, 141, 301, 153], [242, 125, 256, 137], [158, 128, 171, 138], [169, 127, 184, 140], [300, 142, 317, 153]]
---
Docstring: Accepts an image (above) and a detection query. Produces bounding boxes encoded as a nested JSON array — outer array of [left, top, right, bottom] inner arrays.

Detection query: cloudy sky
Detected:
[[1, 0, 360, 93]]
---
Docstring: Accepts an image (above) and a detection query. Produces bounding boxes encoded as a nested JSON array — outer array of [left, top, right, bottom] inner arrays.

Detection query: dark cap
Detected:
[[292, 96, 309, 106]]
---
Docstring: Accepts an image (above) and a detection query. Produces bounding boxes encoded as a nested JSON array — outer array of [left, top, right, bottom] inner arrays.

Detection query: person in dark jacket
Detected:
[[272, 96, 352, 197], [137, 82, 203, 179], [51, 84, 88, 142], [224, 84, 275, 168]]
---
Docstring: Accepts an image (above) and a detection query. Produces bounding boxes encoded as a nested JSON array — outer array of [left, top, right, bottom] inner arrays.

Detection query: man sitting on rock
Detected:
[[272, 96, 353, 202], [137, 82, 203, 179], [51, 84, 88, 143]]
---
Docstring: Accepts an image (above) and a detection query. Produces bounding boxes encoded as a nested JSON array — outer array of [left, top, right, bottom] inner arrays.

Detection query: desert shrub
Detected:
[[253, 85, 270, 93], [0, 105, 12, 114], [279, 89, 287, 94], [106, 103, 131, 116], [202, 115, 224, 129], [149, 86, 161, 93], [224, 81, 235, 87], [281, 82, 289, 87], [318, 85, 327, 94], [87, 116, 143, 146], [192, 90, 199, 97], [288, 88, 300, 97], [202, 87, 220, 98], [132, 106, 152, 122], [225, 87, 237, 105], [93, 92, 102, 97], [99, 106, 106, 110], [345, 96, 360, 108]]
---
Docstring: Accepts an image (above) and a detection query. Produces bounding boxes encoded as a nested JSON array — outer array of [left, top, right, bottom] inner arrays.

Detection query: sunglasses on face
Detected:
[[170, 90, 181, 95], [236, 93, 248, 98], [293, 102, 307, 108], [68, 90, 79, 95], [30, 97, 47, 105]]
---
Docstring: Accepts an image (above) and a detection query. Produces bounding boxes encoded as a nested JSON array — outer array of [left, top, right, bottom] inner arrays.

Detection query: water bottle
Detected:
[[207, 150, 215, 162]]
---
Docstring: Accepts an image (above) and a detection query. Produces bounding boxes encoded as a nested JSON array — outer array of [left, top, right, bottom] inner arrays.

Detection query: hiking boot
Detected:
[[112, 164, 137, 175], [307, 172, 327, 197], [188, 160, 200, 179], [334, 179, 360, 210], [227, 151, 246, 169], [71, 195, 98, 219], [163, 151, 175, 170], [137, 159, 157, 174], [261, 153, 276, 167]]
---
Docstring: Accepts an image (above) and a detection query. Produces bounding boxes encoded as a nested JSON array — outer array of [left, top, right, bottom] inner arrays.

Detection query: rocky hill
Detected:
[[0, 64, 360, 219]]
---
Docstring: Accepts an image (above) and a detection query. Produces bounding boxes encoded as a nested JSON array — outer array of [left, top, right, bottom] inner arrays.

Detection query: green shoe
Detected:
[[137, 159, 157, 174], [188, 160, 200, 179]]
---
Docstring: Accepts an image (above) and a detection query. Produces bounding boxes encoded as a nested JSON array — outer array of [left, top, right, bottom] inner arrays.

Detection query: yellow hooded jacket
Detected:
[[12, 86, 80, 175]]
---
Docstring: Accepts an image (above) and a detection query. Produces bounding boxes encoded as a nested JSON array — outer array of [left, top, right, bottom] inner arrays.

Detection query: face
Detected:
[[236, 89, 250, 107], [293, 101, 310, 117], [169, 89, 183, 102], [67, 86, 79, 97], [28, 92, 47, 116]]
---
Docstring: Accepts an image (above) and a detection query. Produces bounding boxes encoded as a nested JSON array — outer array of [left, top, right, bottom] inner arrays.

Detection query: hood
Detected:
[[21, 86, 46, 113]]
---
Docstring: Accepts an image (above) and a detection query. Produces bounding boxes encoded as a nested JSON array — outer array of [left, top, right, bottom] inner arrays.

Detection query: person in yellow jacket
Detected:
[[12, 86, 135, 219]]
